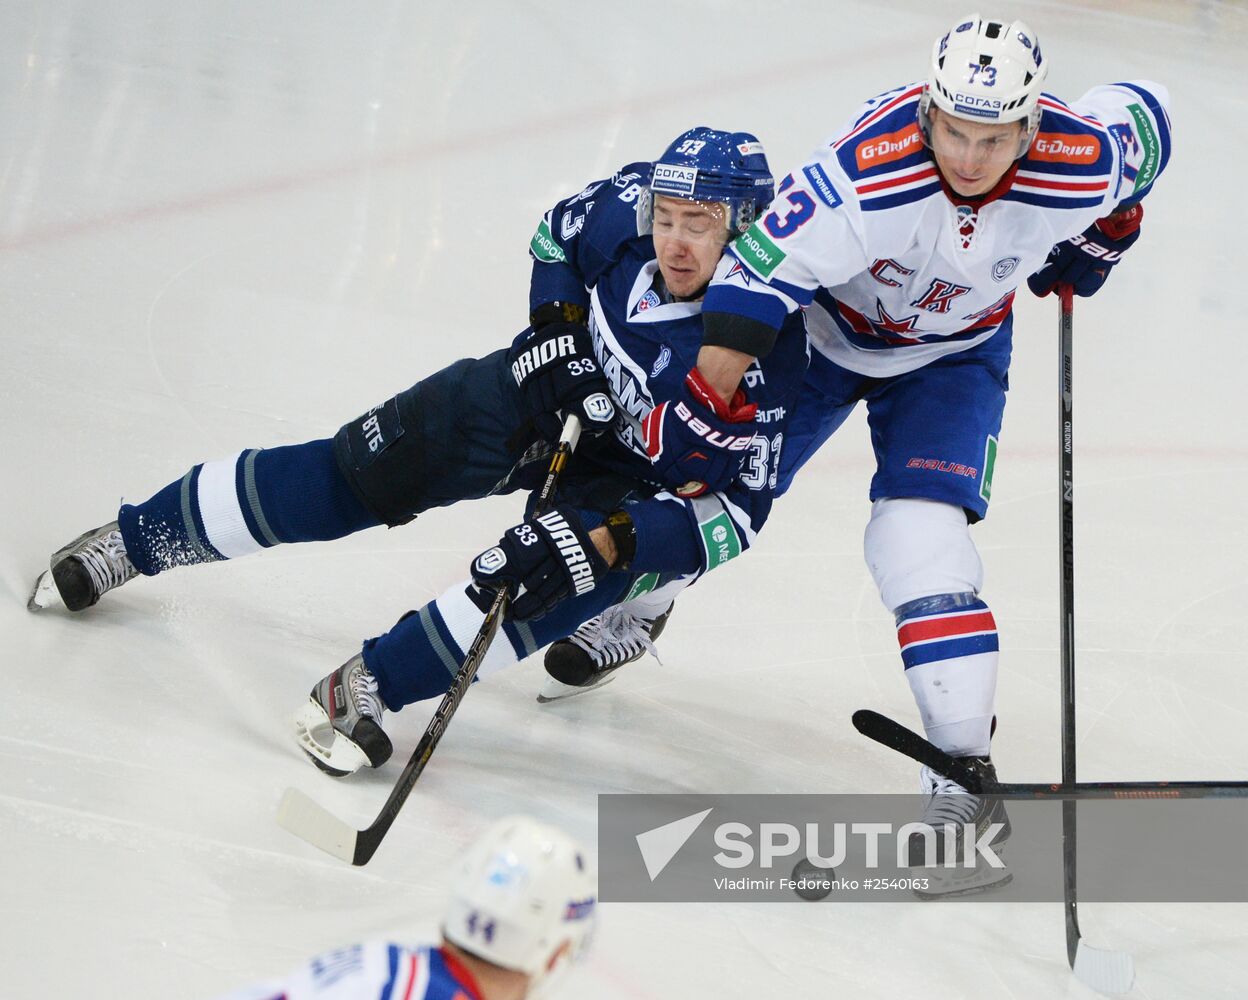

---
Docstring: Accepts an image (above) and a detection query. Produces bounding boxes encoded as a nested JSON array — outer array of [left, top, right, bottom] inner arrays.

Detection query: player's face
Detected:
[[928, 108, 1026, 197], [652, 196, 729, 299]]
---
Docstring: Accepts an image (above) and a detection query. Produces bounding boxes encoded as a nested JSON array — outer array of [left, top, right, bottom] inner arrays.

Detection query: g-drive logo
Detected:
[[636, 808, 1006, 879]]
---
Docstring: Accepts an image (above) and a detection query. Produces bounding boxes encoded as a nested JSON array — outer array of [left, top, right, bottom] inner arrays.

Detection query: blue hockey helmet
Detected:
[[637, 126, 775, 239]]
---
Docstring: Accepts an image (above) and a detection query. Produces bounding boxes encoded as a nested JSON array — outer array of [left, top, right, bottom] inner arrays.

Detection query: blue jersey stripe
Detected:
[[901, 632, 1000, 670], [379, 944, 401, 1000], [860, 182, 942, 212], [1002, 190, 1105, 210], [705, 273, 803, 323]]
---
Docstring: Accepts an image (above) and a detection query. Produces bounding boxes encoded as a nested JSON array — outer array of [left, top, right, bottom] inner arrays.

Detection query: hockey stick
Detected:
[[850, 710, 1248, 800], [277, 414, 583, 865], [1057, 286, 1137, 994], [852, 291, 1242, 995]]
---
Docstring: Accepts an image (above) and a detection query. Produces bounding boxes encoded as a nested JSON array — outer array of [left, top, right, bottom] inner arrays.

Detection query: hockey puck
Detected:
[[790, 858, 836, 901]]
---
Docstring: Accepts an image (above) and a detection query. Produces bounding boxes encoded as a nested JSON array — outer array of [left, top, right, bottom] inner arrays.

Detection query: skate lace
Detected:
[[78, 530, 137, 597], [349, 663, 385, 722], [919, 765, 981, 826], [571, 604, 661, 668]]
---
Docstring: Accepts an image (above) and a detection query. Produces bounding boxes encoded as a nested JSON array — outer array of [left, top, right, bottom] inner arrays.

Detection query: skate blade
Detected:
[[292, 699, 370, 777], [536, 670, 619, 704], [27, 570, 60, 612]]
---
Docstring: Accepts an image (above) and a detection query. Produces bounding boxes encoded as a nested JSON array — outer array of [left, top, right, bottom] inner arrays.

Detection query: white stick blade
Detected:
[[277, 788, 359, 863], [1073, 941, 1135, 995], [27, 570, 59, 611]]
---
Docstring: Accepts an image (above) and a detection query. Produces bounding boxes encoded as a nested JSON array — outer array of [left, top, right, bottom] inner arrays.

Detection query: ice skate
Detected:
[[28, 521, 139, 612], [537, 603, 671, 703], [294, 652, 393, 777], [907, 757, 1013, 899]]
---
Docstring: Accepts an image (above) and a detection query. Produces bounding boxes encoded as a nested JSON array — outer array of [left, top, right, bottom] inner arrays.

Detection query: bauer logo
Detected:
[[803, 163, 842, 208], [732, 226, 786, 279], [1031, 133, 1101, 164], [855, 124, 923, 171], [651, 163, 699, 197]]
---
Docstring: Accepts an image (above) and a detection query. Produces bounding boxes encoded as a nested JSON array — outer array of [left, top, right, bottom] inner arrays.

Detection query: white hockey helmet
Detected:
[[442, 816, 597, 995], [919, 14, 1048, 156]]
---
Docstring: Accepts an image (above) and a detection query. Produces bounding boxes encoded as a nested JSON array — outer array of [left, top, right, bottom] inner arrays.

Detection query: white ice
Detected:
[[3, 1, 1247, 997]]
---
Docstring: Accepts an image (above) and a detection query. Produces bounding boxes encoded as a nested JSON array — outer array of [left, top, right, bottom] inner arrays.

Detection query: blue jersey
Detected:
[[214, 943, 482, 1000], [524, 164, 809, 579]]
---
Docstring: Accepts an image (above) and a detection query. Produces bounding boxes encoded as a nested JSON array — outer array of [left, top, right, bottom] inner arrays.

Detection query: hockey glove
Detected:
[[1027, 203, 1143, 298], [509, 318, 615, 441], [642, 367, 758, 498], [471, 505, 609, 620]]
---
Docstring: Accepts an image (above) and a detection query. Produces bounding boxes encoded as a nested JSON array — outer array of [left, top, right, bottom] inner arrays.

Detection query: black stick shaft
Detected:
[[350, 416, 582, 864], [1060, 286, 1077, 788], [851, 709, 1248, 799], [1058, 286, 1080, 965]]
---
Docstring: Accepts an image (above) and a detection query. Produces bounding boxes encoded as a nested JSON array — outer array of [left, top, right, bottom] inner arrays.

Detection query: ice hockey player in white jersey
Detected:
[[563, 14, 1171, 892], [215, 816, 596, 1000]]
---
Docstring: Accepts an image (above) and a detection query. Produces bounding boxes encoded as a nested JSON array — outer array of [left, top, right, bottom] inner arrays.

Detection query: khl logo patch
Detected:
[[992, 256, 1021, 281]]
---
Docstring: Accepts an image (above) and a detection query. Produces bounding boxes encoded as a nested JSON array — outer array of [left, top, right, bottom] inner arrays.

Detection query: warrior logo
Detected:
[[583, 393, 616, 424], [474, 547, 507, 574]]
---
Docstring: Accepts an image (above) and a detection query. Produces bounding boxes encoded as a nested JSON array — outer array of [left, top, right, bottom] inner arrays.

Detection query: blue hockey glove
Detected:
[[642, 367, 758, 498], [1028, 204, 1143, 298], [471, 505, 609, 620], [509, 318, 615, 440]]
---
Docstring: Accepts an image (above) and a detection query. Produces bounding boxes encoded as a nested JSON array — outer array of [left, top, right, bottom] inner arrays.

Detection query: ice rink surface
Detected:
[[3, 0, 1246, 996]]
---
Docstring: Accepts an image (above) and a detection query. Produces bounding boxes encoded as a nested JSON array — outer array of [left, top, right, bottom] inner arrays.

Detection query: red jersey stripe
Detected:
[[897, 610, 997, 649], [1015, 176, 1109, 192], [1039, 97, 1101, 128], [401, 953, 421, 1000], [857, 167, 938, 195]]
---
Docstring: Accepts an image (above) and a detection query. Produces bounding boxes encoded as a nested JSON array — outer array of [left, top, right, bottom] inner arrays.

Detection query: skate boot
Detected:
[[537, 603, 672, 703], [29, 521, 139, 612], [907, 756, 1013, 899], [294, 652, 393, 777]]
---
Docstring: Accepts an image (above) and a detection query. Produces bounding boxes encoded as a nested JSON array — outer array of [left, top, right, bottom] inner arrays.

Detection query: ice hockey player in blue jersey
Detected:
[[29, 126, 807, 777], [558, 15, 1171, 893], [215, 816, 596, 1000]]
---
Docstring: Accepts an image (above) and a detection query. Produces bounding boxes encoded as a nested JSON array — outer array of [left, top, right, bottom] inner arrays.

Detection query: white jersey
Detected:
[[707, 81, 1171, 377], [213, 942, 481, 1000]]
